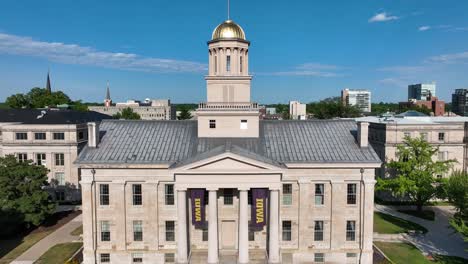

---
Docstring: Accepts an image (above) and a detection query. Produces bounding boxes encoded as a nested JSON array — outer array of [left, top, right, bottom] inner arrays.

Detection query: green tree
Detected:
[[70, 100, 89, 112], [6, 93, 29, 108], [444, 171, 468, 216], [113, 107, 141, 120], [0, 155, 56, 228], [377, 136, 455, 212], [178, 107, 192, 120]]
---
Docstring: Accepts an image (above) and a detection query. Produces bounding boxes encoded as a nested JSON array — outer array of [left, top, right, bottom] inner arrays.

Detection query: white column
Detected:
[[268, 189, 280, 263], [208, 189, 219, 263], [238, 189, 249, 263], [177, 190, 188, 263]]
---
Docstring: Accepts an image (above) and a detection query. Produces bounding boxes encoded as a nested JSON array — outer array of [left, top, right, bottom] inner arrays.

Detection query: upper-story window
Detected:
[[347, 184, 357, 205], [53, 132, 65, 140], [282, 220, 292, 241], [34, 132, 46, 140], [346, 220, 356, 241], [438, 132, 445, 142], [133, 184, 142, 205], [100, 184, 110, 205], [55, 153, 65, 166], [17, 153, 28, 163], [282, 184, 292, 205], [133, 220, 143, 241], [16, 132, 27, 140], [36, 153, 46, 166], [240, 120, 248, 130], [165, 184, 174, 205], [224, 188, 234, 205], [420, 132, 428, 141], [226, 55, 231, 72], [240, 56, 243, 73], [165, 221, 175, 241], [314, 221, 324, 241], [78, 131, 85, 140], [315, 184, 324, 205], [101, 220, 111, 241], [209, 120, 216, 129]]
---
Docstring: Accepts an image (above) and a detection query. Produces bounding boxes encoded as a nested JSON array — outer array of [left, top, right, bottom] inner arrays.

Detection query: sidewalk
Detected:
[[11, 214, 82, 264], [375, 204, 468, 259]]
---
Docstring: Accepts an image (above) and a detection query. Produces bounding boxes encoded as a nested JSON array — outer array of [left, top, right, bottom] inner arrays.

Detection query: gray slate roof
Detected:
[[76, 119, 381, 166]]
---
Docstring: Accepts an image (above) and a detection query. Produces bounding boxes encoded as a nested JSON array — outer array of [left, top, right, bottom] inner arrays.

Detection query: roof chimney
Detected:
[[87, 122, 100, 147], [357, 121, 369, 148]]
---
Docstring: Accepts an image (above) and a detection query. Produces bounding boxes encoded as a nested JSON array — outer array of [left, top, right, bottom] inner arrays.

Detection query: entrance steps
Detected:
[[189, 249, 267, 264]]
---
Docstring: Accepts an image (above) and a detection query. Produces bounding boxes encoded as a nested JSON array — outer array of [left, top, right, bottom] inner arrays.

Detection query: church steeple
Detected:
[[104, 81, 112, 107], [46, 70, 52, 94]]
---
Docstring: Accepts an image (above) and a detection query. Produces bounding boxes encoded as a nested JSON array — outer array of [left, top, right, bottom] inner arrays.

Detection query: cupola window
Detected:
[[240, 56, 243, 73], [214, 56, 217, 73], [226, 55, 231, 72]]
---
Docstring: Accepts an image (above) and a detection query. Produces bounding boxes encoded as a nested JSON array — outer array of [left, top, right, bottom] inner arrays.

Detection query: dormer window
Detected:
[[226, 55, 231, 72], [209, 120, 216, 129]]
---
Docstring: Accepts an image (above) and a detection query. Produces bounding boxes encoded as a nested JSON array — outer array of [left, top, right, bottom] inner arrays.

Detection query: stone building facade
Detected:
[[76, 18, 380, 264]]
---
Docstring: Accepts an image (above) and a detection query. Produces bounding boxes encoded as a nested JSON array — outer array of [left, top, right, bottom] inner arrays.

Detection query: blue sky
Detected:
[[0, 0, 467, 104]]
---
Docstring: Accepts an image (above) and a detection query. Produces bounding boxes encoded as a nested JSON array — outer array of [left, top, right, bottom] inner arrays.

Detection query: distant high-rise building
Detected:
[[452, 89, 468, 116], [408, 83, 436, 101], [341, 89, 371, 112], [289, 100, 306, 120]]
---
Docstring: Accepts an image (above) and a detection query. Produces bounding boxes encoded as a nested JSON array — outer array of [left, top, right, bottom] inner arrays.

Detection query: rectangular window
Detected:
[[100, 184, 109, 205], [53, 132, 65, 140], [34, 132, 46, 140], [226, 55, 231, 72], [314, 221, 324, 241], [17, 153, 28, 162], [214, 56, 218, 74], [282, 220, 292, 241], [347, 184, 357, 205], [282, 184, 292, 205], [209, 119, 216, 129], [314, 253, 325, 263], [100, 253, 110, 263], [165, 253, 175, 263], [315, 184, 324, 205], [346, 220, 356, 241], [132, 253, 143, 263], [78, 131, 85, 140], [240, 56, 243, 73], [101, 221, 111, 241], [347, 252, 357, 258], [36, 153, 46, 166], [202, 227, 208, 241], [438, 132, 445, 141], [55, 153, 65, 166], [438, 151, 448, 161], [55, 172, 65, 185], [133, 220, 143, 241], [420, 132, 428, 141], [165, 221, 175, 241], [240, 119, 248, 130], [133, 184, 142, 206], [165, 184, 174, 205], [16, 132, 27, 140], [248, 226, 255, 241], [223, 188, 233, 205]]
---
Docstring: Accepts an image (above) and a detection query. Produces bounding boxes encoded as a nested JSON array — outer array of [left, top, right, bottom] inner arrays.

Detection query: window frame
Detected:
[[53, 132, 65, 140], [55, 153, 65, 166], [282, 220, 292, 241], [100, 220, 111, 242], [346, 220, 356, 241], [165, 184, 174, 205], [16, 132, 28, 140], [132, 253, 143, 263], [438, 132, 445, 142], [223, 188, 234, 205], [347, 184, 357, 205], [314, 253, 325, 263], [100, 253, 110, 263], [99, 184, 110, 206], [17, 153, 28, 162], [132, 184, 142, 206], [165, 221, 175, 241], [35, 153, 46, 166], [314, 220, 324, 241], [34, 132, 46, 140], [315, 184, 325, 205], [282, 184, 292, 206], [209, 119, 216, 129], [55, 172, 65, 186], [133, 220, 143, 241], [226, 55, 231, 72]]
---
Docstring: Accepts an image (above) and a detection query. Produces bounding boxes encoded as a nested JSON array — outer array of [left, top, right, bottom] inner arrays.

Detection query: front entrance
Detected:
[[221, 220, 236, 249]]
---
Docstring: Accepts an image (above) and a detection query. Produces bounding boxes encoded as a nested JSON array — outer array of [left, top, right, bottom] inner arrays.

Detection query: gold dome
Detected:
[[211, 20, 246, 41]]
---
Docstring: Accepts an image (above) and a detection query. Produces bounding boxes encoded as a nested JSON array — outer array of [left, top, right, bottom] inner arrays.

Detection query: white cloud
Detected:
[[369, 12, 399, 23], [427, 51, 468, 64], [0, 33, 207, 73], [418, 26, 431, 31], [378, 66, 427, 74], [258, 63, 342, 77]]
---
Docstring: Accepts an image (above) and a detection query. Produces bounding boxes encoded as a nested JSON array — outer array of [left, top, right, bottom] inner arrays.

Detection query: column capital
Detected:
[[206, 187, 219, 191], [238, 187, 250, 191]]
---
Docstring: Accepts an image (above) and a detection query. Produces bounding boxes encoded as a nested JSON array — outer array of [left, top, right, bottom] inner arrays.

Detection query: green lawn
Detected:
[[375, 242, 468, 264], [70, 225, 82, 236], [0, 230, 54, 264], [398, 210, 435, 221], [35, 242, 82, 264], [374, 212, 428, 234]]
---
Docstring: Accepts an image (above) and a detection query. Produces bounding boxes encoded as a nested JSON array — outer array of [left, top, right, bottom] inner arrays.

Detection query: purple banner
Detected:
[[251, 188, 268, 231], [190, 189, 206, 228]]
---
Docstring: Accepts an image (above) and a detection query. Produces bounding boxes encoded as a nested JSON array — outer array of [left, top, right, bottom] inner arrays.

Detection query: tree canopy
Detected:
[[0, 155, 56, 233], [6, 87, 71, 108], [377, 136, 455, 211], [113, 107, 141, 120], [178, 106, 192, 120], [443, 171, 468, 242], [307, 97, 361, 119]]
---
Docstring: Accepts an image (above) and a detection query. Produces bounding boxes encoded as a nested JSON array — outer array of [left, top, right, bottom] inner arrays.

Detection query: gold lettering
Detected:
[[195, 198, 201, 222], [255, 199, 264, 223]]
